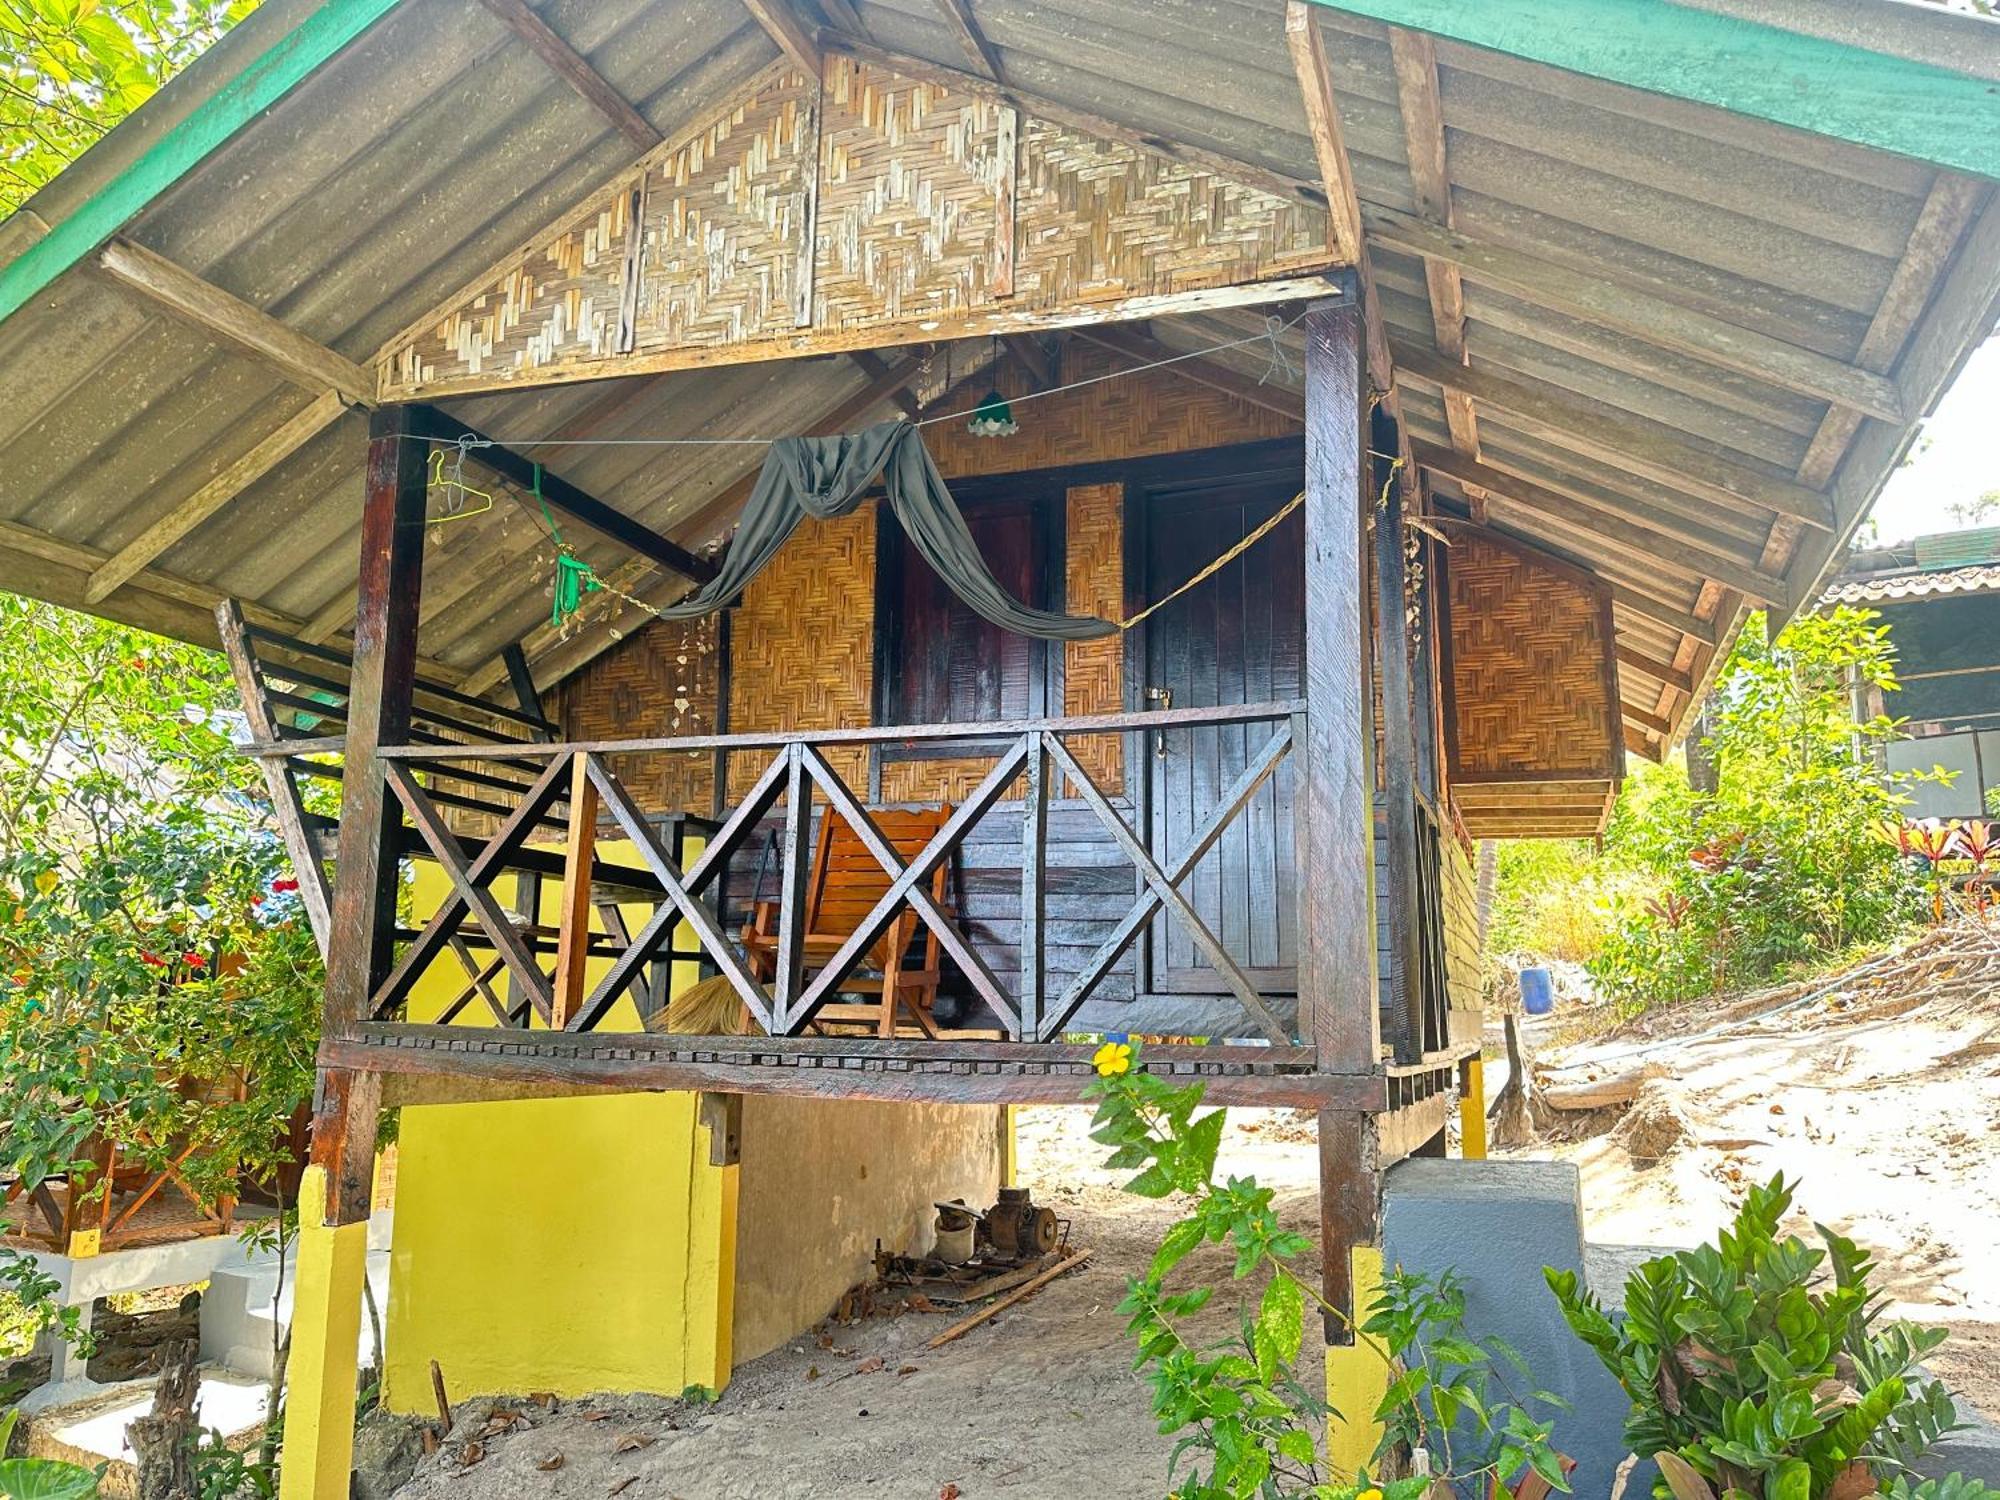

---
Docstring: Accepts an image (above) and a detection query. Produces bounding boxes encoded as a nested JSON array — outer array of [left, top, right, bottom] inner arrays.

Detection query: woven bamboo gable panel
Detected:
[[1064, 482, 1124, 795], [1445, 532, 1622, 838], [380, 58, 1335, 401]]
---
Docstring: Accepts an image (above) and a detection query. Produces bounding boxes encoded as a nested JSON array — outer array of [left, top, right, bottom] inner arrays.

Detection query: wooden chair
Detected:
[[740, 805, 956, 1037]]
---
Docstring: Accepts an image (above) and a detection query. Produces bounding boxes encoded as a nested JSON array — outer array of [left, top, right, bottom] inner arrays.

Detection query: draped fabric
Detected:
[[653, 421, 1117, 640]]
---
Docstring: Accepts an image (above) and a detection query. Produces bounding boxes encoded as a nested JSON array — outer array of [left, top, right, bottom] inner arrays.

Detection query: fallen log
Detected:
[[1537, 1061, 1669, 1111]]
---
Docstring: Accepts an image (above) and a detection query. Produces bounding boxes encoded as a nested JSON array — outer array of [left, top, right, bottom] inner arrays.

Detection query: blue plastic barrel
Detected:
[[1519, 966, 1555, 1016]]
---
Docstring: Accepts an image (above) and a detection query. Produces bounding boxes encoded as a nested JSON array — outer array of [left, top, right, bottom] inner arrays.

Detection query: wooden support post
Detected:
[[1372, 409, 1425, 1065], [313, 404, 427, 1224], [552, 755, 600, 1028], [771, 745, 813, 1032], [1019, 731, 1048, 1042], [1299, 285, 1385, 1354]]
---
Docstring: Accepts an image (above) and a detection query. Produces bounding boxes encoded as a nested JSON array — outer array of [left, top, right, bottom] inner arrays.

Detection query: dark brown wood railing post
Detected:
[[1372, 405, 1426, 1066], [312, 403, 427, 1225], [1299, 281, 1384, 1344]]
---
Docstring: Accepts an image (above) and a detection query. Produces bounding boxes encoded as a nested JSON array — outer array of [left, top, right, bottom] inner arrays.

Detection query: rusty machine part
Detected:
[[981, 1186, 1058, 1263]]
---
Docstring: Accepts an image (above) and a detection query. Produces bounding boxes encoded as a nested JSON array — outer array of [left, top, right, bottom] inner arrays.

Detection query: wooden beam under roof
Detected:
[[97, 237, 373, 405], [1616, 644, 1695, 695], [740, 0, 821, 75], [1283, 2, 1393, 393], [847, 349, 921, 417], [1365, 207, 1908, 424], [930, 0, 1005, 82], [1414, 440, 1790, 608], [86, 390, 349, 604], [1074, 324, 1304, 422], [406, 405, 717, 585], [1393, 343, 1835, 529], [1385, 28, 1482, 472], [476, 0, 661, 150]]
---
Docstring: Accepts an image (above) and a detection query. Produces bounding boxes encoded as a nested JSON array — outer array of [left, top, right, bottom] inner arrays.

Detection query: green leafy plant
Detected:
[[1087, 1040, 1567, 1500], [0, 1408, 103, 1500], [1548, 1174, 1963, 1500]]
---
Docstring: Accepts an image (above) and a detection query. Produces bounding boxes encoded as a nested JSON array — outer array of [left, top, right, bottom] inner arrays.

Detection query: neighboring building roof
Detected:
[[0, 0, 1993, 758], [1823, 562, 2000, 605]]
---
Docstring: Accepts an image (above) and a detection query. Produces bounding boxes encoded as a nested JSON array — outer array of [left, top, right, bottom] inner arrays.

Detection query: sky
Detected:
[[1859, 333, 2000, 546]]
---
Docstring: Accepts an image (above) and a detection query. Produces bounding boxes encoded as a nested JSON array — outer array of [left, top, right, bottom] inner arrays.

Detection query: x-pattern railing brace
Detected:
[[1038, 724, 1297, 1043]]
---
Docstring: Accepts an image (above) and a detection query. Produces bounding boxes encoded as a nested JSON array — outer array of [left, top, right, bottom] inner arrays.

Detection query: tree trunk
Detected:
[[129, 1337, 199, 1500], [1473, 839, 1498, 944], [1685, 702, 1718, 795]]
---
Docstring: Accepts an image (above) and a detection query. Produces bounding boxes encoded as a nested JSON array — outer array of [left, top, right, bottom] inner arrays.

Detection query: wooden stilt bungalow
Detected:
[[0, 0, 1995, 1491]]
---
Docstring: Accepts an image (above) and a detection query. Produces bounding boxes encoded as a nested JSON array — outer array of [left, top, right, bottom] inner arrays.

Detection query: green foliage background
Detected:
[[2, 0, 257, 215], [1492, 607, 1932, 1008]]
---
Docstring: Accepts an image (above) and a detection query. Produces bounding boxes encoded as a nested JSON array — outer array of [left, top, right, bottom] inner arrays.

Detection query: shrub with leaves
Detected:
[[1547, 1174, 1969, 1500], [1086, 1040, 1567, 1500]]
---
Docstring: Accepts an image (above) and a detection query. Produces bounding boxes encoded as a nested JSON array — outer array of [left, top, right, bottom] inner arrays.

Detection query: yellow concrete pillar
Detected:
[[1324, 1245, 1388, 1484], [279, 1164, 369, 1500], [998, 1104, 1019, 1188], [1458, 1055, 1489, 1160]]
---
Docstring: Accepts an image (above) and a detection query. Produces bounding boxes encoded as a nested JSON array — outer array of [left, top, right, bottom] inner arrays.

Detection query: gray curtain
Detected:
[[653, 421, 1116, 640]]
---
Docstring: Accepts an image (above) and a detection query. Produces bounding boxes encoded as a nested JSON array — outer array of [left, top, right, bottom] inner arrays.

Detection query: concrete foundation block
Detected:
[[1382, 1159, 1638, 1500]]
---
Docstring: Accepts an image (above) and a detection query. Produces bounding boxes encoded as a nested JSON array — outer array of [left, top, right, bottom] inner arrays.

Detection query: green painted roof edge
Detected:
[[0, 0, 406, 327], [1309, 0, 2000, 182]]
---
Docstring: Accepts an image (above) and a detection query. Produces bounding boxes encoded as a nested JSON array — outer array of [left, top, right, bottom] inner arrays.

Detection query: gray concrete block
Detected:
[[1383, 1159, 1638, 1500]]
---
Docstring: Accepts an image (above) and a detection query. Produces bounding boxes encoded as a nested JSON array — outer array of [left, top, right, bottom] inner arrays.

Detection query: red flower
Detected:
[[140, 951, 167, 967], [271, 877, 299, 894], [181, 952, 206, 968]]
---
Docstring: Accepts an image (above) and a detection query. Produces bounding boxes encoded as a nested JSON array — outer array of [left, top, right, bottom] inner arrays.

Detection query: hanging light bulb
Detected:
[[966, 335, 1019, 437]]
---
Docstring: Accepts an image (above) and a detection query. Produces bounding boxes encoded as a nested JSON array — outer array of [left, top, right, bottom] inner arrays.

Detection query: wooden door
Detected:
[[1137, 470, 1305, 997]]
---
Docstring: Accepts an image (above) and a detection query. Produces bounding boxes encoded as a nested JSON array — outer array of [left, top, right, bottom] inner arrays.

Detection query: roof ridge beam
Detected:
[[475, 0, 661, 150], [740, 0, 821, 75], [98, 237, 373, 405]]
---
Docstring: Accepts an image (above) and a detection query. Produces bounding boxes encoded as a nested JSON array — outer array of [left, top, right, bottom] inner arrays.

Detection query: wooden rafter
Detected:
[[846, 348, 921, 417], [87, 391, 348, 604], [1394, 343, 1834, 529], [740, 0, 820, 75], [1615, 645, 1695, 695], [1366, 207, 1907, 424], [476, 0, 661, 150], [97, 238, 373, 405], [1385, 27, 1481, 475], [1283, 2, 1392, 391], [930, 0, 1004, 82], [1412, 440, 1789, 606]]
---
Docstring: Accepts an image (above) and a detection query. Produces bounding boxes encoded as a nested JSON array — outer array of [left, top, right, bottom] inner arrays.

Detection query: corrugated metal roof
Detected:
[[0, 0, 1995, 751], [1823, 562, 2000, 605]]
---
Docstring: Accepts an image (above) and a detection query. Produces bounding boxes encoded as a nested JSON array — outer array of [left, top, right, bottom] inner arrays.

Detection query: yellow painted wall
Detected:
[[383, 851, 736, 1408]]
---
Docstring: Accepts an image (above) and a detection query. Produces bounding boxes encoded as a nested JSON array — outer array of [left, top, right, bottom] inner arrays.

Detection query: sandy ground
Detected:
[[390, 1107, 1329, 1500], [1506, 924, 2000, 1423], [391, 927, 2000, 1498]]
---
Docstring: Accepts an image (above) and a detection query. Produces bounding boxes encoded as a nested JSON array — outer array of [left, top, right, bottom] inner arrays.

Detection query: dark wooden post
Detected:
[[310, 404, 429, 1225], [1372, 406, 1425, 1066], [1299, 283, 1383, 1344]]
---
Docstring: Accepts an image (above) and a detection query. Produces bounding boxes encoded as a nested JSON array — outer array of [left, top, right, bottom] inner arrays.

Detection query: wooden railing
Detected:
[[369, 702, 1302, 1045]]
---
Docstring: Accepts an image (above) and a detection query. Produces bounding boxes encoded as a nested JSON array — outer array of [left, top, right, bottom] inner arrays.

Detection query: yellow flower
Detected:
[[34, 870, 57, 896], [1093, 1040, 1133, 1077], [1358, 1489, 1384, 1500]]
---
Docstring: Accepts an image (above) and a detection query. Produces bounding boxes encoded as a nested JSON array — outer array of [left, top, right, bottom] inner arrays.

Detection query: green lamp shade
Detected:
[[967, 388, 1019, 436]]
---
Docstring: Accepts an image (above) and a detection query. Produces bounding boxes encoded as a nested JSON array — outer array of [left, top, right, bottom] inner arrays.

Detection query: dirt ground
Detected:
[[389, 1107, 1330, 1500], [391, 926, 1999, 1498], [1508, 920, 2000, 1422]]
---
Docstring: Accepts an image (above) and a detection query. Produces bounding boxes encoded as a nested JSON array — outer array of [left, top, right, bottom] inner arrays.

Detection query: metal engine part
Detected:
[[981, 1185, 1058, 1262]]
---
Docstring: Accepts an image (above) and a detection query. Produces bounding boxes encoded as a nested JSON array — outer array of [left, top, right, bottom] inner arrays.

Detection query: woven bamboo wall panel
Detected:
[[629, 70, 819, 356], [1065, 482, 1124, 795], [1014, 118, 1332, 302], [812, 57, 1010, 331], [552, 617, 722, 816], [380, 56, 1336, 400], [926, 342, 1297, 480], [725, 507, 874, 800], [1448, 534, 1615, 779], [880, 755, 1003, 804]]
